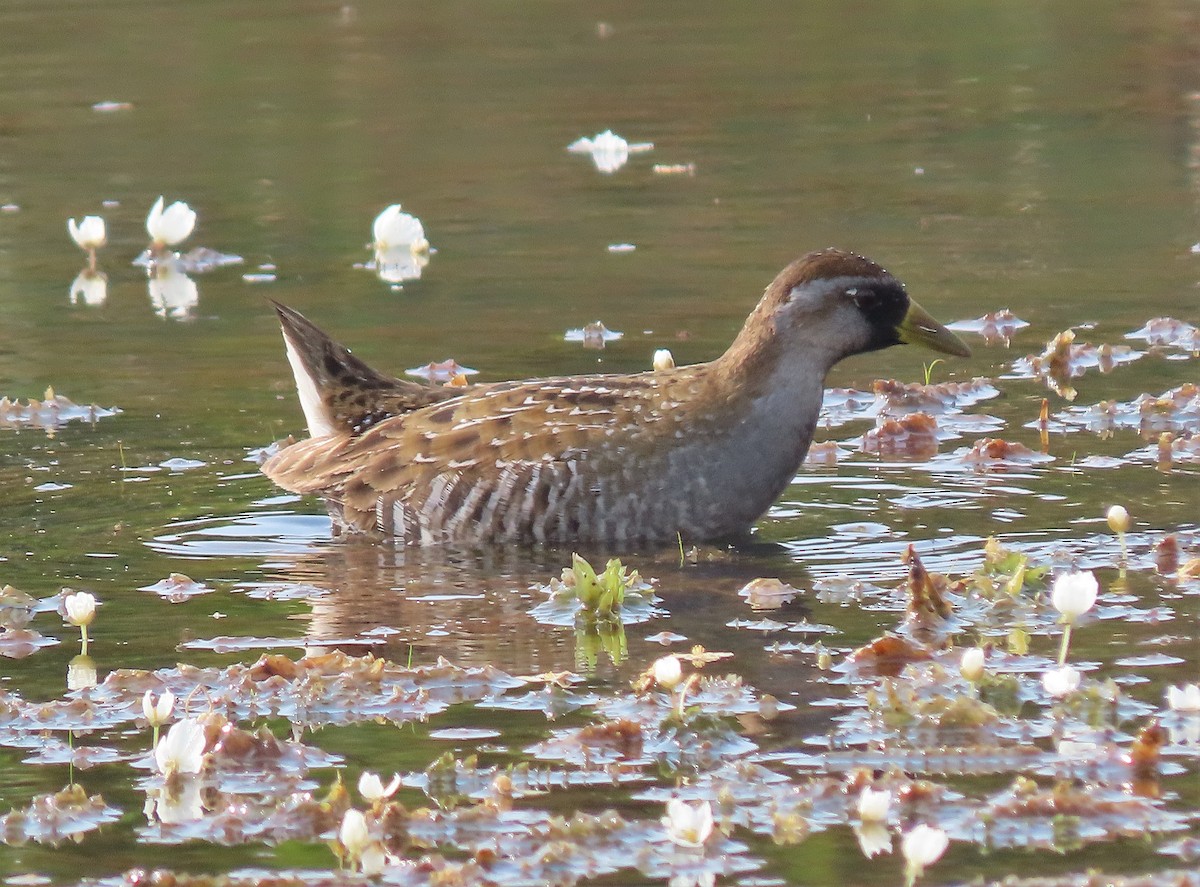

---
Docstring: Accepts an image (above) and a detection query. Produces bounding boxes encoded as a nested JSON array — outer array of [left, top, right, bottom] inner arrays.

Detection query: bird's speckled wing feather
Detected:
[[262, 368, 729, 543]]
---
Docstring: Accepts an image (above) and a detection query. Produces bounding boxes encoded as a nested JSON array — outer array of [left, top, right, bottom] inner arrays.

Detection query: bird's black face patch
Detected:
[[846, 278, 910, 353]]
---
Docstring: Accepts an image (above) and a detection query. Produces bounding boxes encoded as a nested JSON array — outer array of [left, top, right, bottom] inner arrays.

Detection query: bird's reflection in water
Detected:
[[257, 535, 826, 711], [275, 541, 597, 675]]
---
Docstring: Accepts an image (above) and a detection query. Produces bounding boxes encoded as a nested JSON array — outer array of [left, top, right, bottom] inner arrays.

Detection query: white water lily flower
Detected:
[[67, 654, 97, 691], [63, 591, 96, 627], [1042, 665, 1081, 698], [1050, 570, 1098, 621], [652, 654, 683, 690], [146, 196, 197, 247], [70, 270, 108, 306], [371, 205, 431, 283], [857, 787, 891, 823], [154, 718, 207, 776], [358, 770, 401, 802], [959, 647, 985, 683], [901, 824, 948, 881], [653, 349, 675, 372], [372, 204, 429, 253], [339, 808, 371, 859], [1106, 504, 1130, 534], [663, 798, 714, 848], [143, 690, 175, 727], [1167, 683, 1200, 712], [567, 129, 653, 174], [68, 215, 106, 250], [854, 822, 892, 859]]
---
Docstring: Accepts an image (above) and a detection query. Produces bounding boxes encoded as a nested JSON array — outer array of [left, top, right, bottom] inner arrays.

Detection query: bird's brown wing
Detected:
[[261, 371, 698, 537]]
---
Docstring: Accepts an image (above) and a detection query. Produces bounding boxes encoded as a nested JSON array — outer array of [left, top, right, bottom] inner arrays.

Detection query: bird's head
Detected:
[[760, 248, 970, 363]]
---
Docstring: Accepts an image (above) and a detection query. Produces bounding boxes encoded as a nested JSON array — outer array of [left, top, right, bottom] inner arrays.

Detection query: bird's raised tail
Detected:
[[271, 301, 461, 438]]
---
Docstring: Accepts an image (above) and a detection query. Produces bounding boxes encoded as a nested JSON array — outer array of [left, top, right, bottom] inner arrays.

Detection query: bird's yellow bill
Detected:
[[898, 300, 971, 357]]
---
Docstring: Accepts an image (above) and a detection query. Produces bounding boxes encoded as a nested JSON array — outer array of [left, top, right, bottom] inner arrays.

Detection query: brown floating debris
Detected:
[[946, 308, 1030, 346], [860, 413, 940, 458]]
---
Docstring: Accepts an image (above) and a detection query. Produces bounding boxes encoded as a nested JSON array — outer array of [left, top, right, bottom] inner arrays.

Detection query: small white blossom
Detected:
[[857, 787, 891, 823], [339, 808, 371, 859], [68, 216, 106, 250], [1050, 570, 1098, 622], [1106, 505, 1130, 534], [358, 771, 401, 802], [146, 196, 197, 247], [142, 690, 175, 727], [1042, 665, 1081, 698], [567, 129, 653, 174], [663, 798, 714, 848], [652, 655, 683, 690], [372, 204, 429, 254], [1167, 683, 1200, 712], [901, 824, 948, 880], [653, 349, 675, 371], [959, 647, 985, 683], [154, 718, 207, 776], [63, 591, 96, 627]]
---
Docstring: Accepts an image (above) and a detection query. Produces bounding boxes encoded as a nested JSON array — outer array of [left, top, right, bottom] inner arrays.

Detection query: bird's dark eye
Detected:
[[847, 287, 881, 312]]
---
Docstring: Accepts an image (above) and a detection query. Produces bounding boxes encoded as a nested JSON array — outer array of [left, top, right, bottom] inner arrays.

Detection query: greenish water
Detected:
[[0, 1, 1197, 885]]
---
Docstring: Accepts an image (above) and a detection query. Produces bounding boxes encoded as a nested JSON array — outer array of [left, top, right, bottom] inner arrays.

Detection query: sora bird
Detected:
[[262, 249, 969, 545]]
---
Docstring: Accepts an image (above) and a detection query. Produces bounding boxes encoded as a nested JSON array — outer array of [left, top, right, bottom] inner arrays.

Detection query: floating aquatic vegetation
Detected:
[[566, 130, 653, 174], [0, 387, 121, 433], [1011, 329, 1144, 400], [941, 437, 1055, 470], [0, 783, 121, 846], [819, 377, 999, 428], [859, 413, 942, 459], [139, 573, 214, 602], [1126, 316, 1200, 354], [564, 321, 623, 349], [174, 247, 245, 274], [736, 578, 801, 610], [1041, 383, 1200, 438], [404, 359, 479, 383], [947, 308, 1030, 346]]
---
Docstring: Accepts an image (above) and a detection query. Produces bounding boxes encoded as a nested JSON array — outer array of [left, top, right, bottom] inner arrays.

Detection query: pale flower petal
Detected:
[[652, 655, 683, 690], [959, 647, 985, 683], [358, 770, 401, 801], [1050, 570, 1098, 621], [154, 718, 207, 775], [68, 215, 106, 250], [63, 591, 96, 627], [1106, 505, 1131, 534], [901, 824, 948, 876], [67, 654, 97, 691], [143, 690, 175, 726], [146, 196, 197, 247], [339, 808, 371, 858], [653, 349, 675, 371], [663, 798, 714, 848], [857, 787, 891, 823]]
